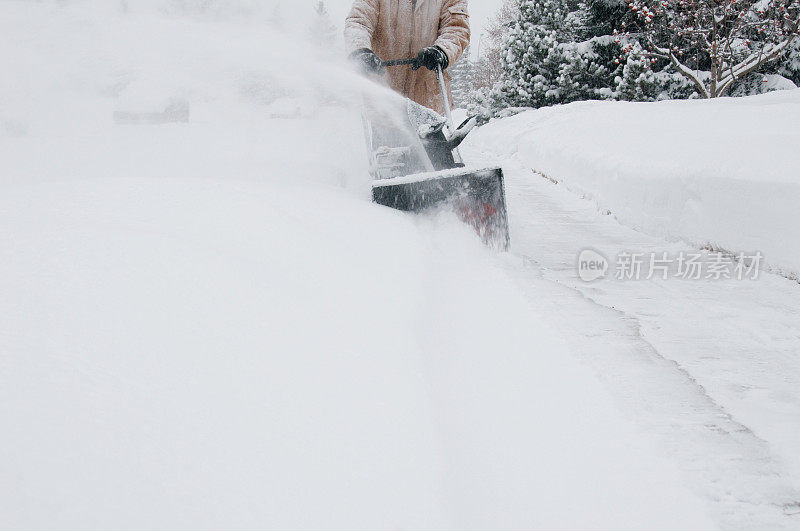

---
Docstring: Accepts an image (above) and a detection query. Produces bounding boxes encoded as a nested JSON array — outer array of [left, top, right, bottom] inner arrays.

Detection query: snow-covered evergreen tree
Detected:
[[582, 0, 629, 37], [473, 0, 796, 115], [449, 47, 477, 108], [778, 39, 800, 84], [488, 0, 617, 111], [309, 2, 337, 48], [616, 44, 657, 100], [476, 0, 520, 90], [625, 0, 800, 98]]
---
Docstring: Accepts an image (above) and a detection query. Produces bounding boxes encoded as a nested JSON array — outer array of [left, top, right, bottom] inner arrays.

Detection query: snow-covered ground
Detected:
[[464, 92, 800, 528], [470, 93, 800, 277], [0, 2, 718, 529], [4, 1, 800, 529]]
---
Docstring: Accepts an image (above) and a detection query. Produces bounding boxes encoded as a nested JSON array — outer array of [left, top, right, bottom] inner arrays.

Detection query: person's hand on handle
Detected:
[[412, 46, 449, 72], [349, 48, 385, 75]]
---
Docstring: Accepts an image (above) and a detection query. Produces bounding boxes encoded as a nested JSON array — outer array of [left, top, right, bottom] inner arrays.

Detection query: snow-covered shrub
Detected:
[[624, 0, 800, 98], [652, 70, 702, 100], [484, 0, 619, 114], [616, 44, 658, 101], [728, 73, 798, 96], [778, 39, 800, 84], [450, 47, 478, 109]]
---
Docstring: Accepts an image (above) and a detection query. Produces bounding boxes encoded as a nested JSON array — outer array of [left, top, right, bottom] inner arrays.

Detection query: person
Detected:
[[344, 0, 470, 114]]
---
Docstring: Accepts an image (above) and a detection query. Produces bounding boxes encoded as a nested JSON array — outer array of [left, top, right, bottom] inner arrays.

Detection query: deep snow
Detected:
[[463, 88, 800, 528], [461, 146, 800, 528], [469, 92, 800, 277], [0, 2, 715, 529]]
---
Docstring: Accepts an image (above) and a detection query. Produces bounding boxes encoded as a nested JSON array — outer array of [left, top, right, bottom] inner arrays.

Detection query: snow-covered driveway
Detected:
[[0, 3, 720, 528], [3, 2, 799, 528], [464, 132, 800, 529]]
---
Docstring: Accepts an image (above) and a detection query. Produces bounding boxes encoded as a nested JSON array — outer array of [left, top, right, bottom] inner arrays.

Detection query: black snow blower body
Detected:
[[364, 61, 510, 250]]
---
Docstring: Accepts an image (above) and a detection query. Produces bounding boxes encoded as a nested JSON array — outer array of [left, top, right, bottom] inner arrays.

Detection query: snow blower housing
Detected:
[[365, 63, 510, 250]]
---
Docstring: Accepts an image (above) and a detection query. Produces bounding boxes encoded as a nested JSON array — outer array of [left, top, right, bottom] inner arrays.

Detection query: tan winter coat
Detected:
[[345, 0, 470, 114]]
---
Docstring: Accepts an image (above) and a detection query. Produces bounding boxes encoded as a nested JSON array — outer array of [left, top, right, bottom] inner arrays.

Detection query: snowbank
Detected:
[[1, 2, 714, 529], [469, 91, 800, 275], [0, 177, 715, 529]]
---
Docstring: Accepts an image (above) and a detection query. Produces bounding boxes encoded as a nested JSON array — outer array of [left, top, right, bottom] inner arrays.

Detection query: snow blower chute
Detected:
[[364, 61, 510, 250]]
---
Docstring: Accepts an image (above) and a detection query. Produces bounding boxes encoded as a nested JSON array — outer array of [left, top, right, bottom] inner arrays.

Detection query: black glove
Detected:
[[349, 48, 385, 75], [412, 46, 449, 71]]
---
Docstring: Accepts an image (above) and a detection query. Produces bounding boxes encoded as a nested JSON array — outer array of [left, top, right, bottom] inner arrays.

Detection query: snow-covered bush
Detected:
[[483, 0, 620, 114], [450, 47, 478, 108], [652, 69, 703, 99], [616, 43, 658, 101], [728, 73, 798, 96], [624, 0, 800, 98], [778, 39, 800, 83]]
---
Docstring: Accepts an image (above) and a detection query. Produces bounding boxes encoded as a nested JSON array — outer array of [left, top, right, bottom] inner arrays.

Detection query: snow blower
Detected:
[[364, 61, 510, 250]]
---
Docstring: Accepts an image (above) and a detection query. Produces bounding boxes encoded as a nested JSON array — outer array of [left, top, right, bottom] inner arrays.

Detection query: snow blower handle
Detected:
[[381, 60, 455, 134], [381, 58, 417, 67], [435, 65, 456, 135]]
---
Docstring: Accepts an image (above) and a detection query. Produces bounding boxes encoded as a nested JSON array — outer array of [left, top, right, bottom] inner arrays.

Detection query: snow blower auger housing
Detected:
[[365, 61, 510, 250]]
